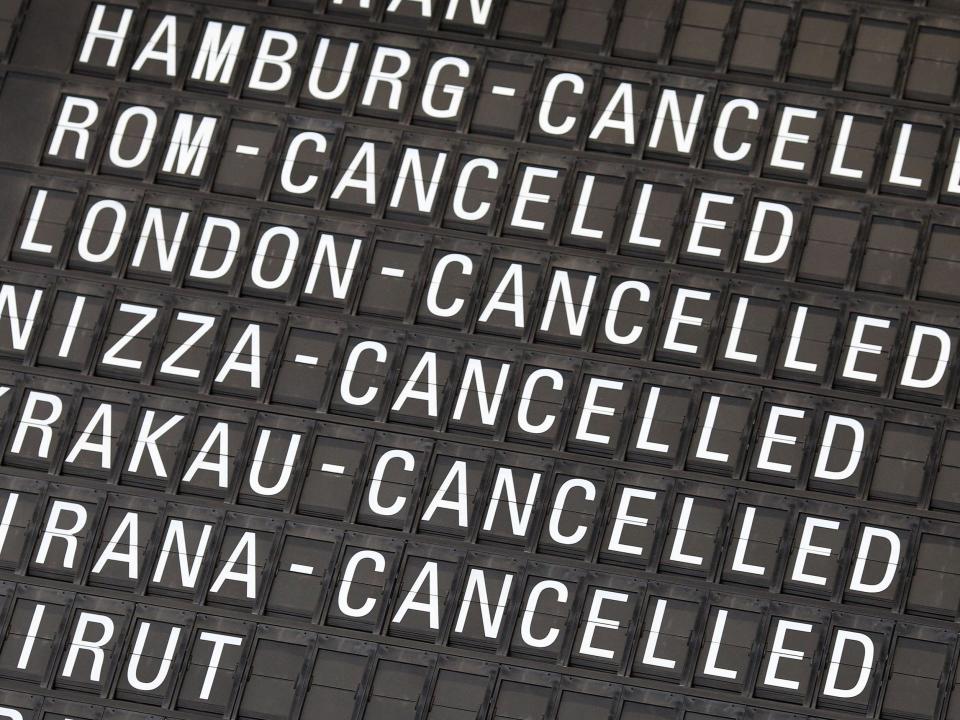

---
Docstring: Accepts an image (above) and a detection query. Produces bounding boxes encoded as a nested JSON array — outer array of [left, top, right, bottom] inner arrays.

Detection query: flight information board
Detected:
[[0, 0, 958, 719]]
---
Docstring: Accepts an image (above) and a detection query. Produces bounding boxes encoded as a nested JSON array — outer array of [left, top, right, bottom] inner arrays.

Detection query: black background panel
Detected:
[[213, 122, 278, 198], [1, 1, 960, 720], [615, 0, 673, 61], [789, 12, 848, 84]]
